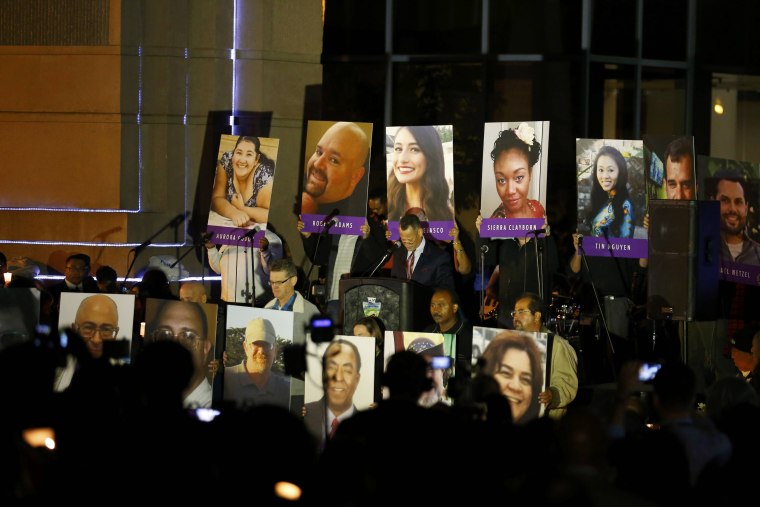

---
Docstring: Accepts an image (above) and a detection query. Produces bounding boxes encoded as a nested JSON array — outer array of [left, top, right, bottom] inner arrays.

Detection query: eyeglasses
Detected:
[[510, 309, 533, 318], [149, 327, 203, 345], [268, 276, 293, 287], [247, 340, 273, 351], [74, 323, 118, 339]]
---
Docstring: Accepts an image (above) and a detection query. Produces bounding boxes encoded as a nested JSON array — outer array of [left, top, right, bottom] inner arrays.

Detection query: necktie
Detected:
[[406, 251, 415, 279], [328, 418, 339, 439]]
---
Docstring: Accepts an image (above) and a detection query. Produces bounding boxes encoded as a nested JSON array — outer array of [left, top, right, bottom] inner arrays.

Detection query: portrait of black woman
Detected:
[[475, 126, 559, 329]]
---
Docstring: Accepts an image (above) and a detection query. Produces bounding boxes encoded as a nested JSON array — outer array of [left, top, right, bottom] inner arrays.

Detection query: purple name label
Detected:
[[720, 261, 760, 286], [301, 214, 365, 236], [387, 220, 455, 241], [581, 236, 648, 259], [480, 218, 545, 238], [206, 225, 265, 247]]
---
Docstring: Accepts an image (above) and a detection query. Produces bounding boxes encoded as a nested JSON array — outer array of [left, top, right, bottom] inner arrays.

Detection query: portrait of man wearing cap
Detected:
[[224, 317, 290, 408]]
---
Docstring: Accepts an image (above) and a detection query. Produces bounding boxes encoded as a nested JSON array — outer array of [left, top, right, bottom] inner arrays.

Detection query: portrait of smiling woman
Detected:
[[487, 123, 546, 220], [211, 135, 276, 228], [480, 330, 545, 424], [587, 145, 634, 239], [386, 125, 454, 222]]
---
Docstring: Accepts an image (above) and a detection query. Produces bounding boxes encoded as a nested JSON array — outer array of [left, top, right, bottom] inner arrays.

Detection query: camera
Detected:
[[309, 315, 335, 343], [638, 362, 662, 382], [430, 355, 452, 370]]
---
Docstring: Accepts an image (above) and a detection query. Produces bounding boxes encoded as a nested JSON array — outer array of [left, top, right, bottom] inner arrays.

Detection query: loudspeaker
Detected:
[[647, 200, 720, 320]]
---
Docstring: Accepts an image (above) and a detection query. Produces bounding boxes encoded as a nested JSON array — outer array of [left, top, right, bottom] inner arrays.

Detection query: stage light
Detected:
[[3, 272, 11, 285], [714, 96, 724, 115], [22, 428, 56, 449], [274, 481, 302, 501]]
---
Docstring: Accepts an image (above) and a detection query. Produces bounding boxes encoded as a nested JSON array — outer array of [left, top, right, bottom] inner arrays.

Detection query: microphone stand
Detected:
[[121, 212, 189, 291], [480, 243, 489, 320], [238, 227, 259, 305], [303, 220, 334, 299], [531, 230, 546, 301], [367, 244, 394, 277], [249, 235, 257, 307], [578, 240, 617, 379]]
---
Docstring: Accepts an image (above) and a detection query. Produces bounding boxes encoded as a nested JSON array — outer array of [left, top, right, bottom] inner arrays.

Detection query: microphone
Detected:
[[170, 211, 191, 227], [320, 208, 340, 233], [240, 225, 261, 240], [201, 231, 215, 243], [527, 226, 550, 236], [133, 239, 152, 253], [386, 240, 402, 253], [322, 208, 340, 225]]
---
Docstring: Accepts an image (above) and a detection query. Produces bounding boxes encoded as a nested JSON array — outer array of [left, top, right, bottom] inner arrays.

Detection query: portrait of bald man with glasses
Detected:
[[59, 292, 135, 358], [145, 299, 217, 408]]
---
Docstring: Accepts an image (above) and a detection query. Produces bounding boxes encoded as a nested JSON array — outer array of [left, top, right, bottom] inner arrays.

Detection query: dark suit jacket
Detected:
[[49, 277, 100, 298], [303, 398, 357, 446], [391, 240, 455, 293]]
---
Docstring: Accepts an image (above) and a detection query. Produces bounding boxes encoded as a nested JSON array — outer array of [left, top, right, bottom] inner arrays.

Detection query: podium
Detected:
[[339, 277, 434, 334]]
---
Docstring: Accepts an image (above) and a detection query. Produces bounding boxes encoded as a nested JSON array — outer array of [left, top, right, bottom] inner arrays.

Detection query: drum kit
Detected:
[[547, 294, 582, 338]]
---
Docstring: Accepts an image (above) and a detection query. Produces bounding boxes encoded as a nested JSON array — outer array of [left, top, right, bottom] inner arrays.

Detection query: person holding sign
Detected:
[[211, 135, 274, 227], [487, 123, 545, 219]]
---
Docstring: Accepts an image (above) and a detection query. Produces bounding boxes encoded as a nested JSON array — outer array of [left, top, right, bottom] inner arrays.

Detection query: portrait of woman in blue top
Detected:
[[588, 145, 634, 238]]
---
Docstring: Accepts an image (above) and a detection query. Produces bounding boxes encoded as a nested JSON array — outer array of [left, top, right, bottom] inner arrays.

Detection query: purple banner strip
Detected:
[[581, 236, 648, 259], [720, 261, 760, 286], [301, 214, 365, 236], [387, 220, 455, 241], [206, 225, 265, 248], [480, 217, 545, 238]]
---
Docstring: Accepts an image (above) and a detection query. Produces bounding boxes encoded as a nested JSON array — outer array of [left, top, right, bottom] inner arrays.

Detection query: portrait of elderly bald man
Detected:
[[59, 292, 135, 358], [145, 299, 217, 408], [301, 120, 372, 217], [55, 292, 135, 391]]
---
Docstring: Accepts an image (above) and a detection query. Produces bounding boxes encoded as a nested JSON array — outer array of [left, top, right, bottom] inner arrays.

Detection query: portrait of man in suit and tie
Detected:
[[303, 337, 374, 446]]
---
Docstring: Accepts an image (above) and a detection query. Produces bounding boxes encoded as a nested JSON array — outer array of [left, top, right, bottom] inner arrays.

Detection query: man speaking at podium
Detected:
[[391, 214, 455, 293]]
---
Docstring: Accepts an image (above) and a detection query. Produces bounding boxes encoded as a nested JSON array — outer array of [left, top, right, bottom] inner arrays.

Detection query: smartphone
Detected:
[[638, 362, 662, 382], [430, 355, 452, 370]]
